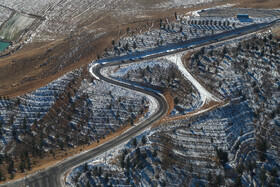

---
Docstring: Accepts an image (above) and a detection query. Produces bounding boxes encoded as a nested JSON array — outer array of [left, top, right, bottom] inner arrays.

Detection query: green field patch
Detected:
[[0, 41, 10, 52]]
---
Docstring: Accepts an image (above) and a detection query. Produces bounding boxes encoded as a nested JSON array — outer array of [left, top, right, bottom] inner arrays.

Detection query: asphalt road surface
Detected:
[[1, 18, 279, 187]]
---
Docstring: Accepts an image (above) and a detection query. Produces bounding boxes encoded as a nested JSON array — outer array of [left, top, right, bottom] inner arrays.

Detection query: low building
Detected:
[[237, 14, 251, 22]]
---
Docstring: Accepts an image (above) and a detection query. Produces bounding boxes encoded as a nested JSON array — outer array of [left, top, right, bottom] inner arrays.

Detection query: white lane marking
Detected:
[[89, 63, 100, 80]]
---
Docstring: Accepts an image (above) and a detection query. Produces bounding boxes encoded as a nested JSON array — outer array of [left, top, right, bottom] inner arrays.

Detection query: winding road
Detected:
[[1, 18, 279, 187]]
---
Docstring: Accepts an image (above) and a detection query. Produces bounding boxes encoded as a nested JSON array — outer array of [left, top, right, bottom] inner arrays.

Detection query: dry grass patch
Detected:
[[233, 0, 280, 9], [272, 24, 280, 38], [0, 0, 262, 98]]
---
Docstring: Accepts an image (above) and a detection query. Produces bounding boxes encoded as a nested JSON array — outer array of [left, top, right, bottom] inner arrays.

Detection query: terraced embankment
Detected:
[[1, 15, 279, 187]]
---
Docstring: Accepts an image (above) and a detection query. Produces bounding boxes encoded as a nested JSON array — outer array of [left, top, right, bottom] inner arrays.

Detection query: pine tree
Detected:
[[9, 173, 14, 179], [0, 121, 2, 137], [19, 160, 25, 173], [215, 148, 228, 165], [136, 147, 141, 164], [207, 172, 212, 182], [141, 135, 147, 145], [152, 150, 157, 158], [125, 156, 130, 170], [7, 160, 14, 174], [260, 168, 267, 185], [98, 167, 102, 177], [270, 167, 278, 178], [214, 174, 223, 186], [12, 127, 16, 140], [23, 117, 27, 130], [124, 43, 129, 51], [20, 152, 25, 161], [174, 97, 179, 105], [0, 170, 3, 181], [83, 163, 88, 172], [104, 173, 109, 184], [26, 156, 31, 170], [180, 26, 183, 32], [120, 154, 125, 168], [132, 138, 137, 147], [256, 138, 267, 162]]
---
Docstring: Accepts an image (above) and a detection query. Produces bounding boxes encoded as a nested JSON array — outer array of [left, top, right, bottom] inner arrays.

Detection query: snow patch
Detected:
[[89, 63, 100, 80], [164, 53, 220, 105]]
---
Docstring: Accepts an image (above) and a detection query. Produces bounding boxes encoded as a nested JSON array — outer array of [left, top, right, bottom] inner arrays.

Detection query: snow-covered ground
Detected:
[[102, 12, 278, 61], [2, 0, 269, 44], [0, 13, 35, 41], [89, 63, 159, 120], [0, 64, 154, 157], [66, 101, 242, 186], [164, 53, 220, 105], [0, 0, 218, 42], [0, 0, 57, 15], [0, 6, 12, 27], [154, 0, 213, 9], [106, 57, 201, 116], [0, 69, 79, 154], [187, 33, 280, 186], [66, 48, 223, 186], [65, 33, 280, 187], [1, 1, 279, 185]]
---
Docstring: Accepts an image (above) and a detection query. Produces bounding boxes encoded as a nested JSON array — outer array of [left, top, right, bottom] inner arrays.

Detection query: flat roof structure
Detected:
[[237, 14, 249, 18], [237, 14, 251, 22]]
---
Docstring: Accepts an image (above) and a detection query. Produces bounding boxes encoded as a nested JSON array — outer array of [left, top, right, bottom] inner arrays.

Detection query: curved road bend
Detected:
[[1, 18, 280, 187], [1, 61, 168, 187]]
